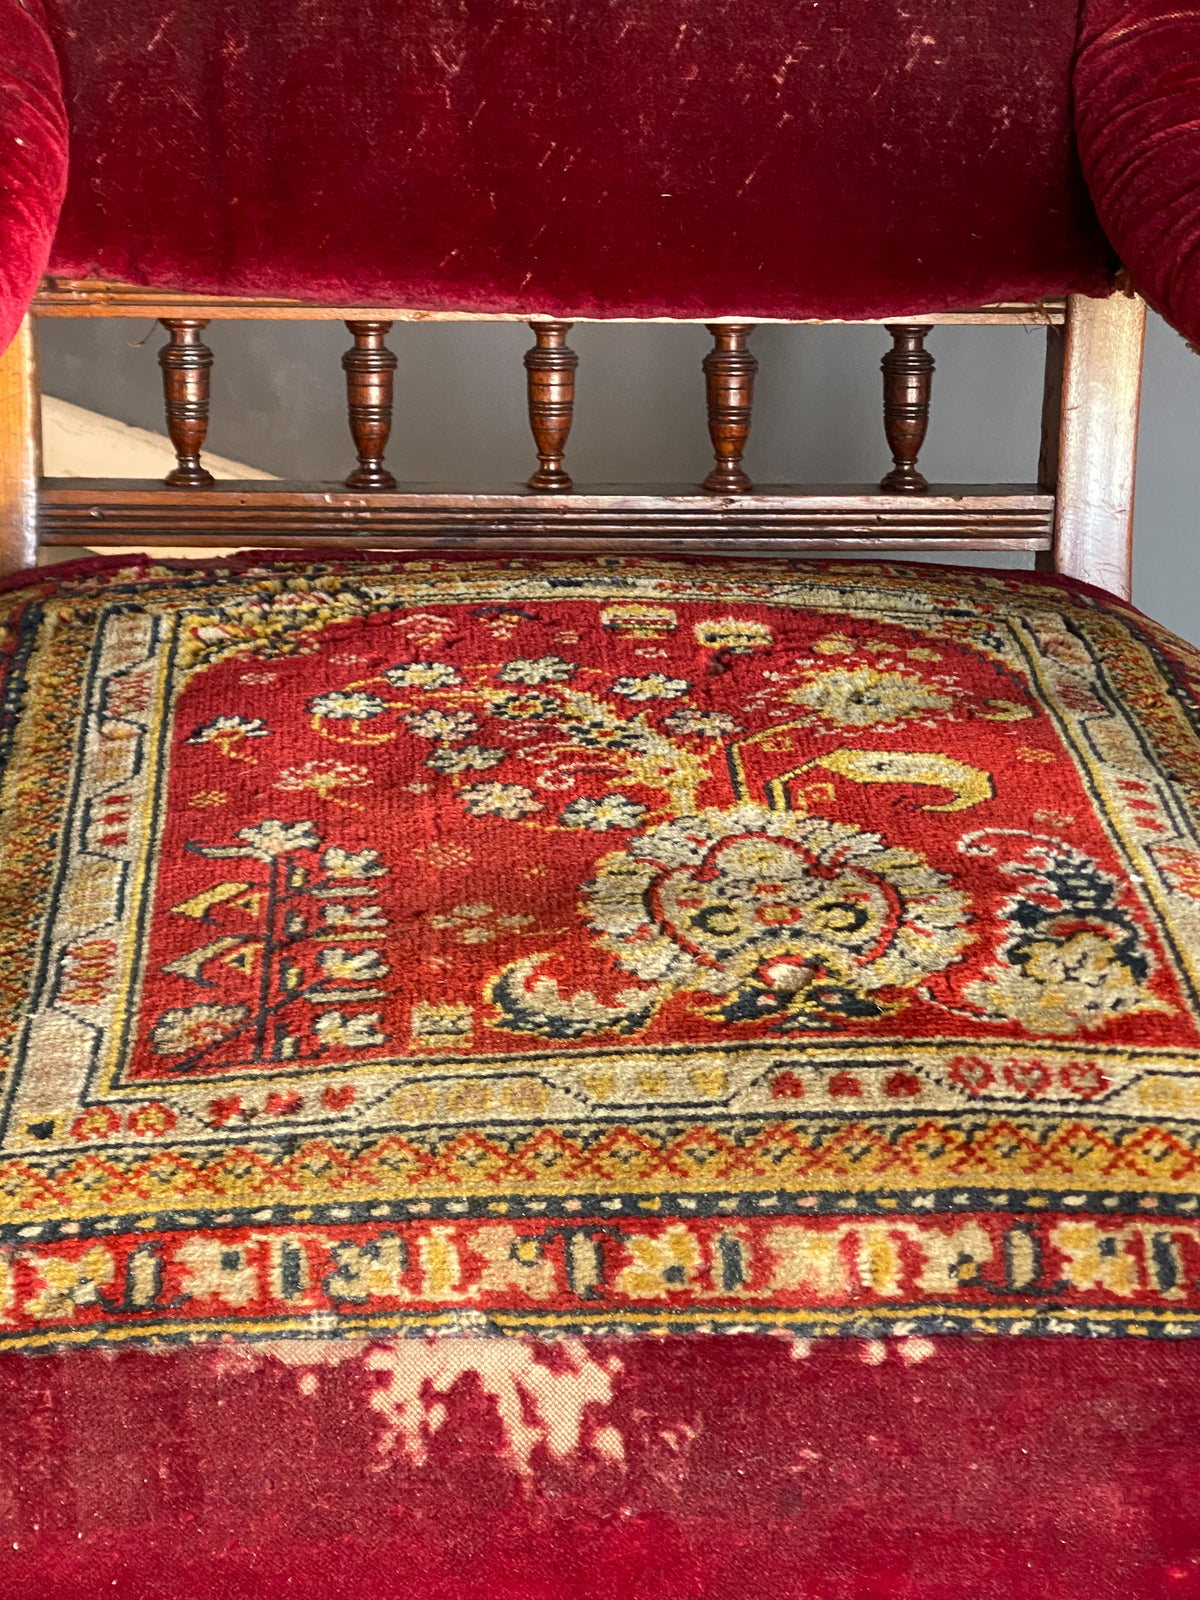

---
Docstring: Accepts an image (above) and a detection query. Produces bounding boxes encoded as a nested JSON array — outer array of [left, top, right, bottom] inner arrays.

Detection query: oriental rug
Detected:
[[4, 552, 1200, 1352]]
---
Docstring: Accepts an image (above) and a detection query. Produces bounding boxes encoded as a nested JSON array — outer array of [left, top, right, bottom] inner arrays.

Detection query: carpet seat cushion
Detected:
[[3, 551, 1200, 1348]]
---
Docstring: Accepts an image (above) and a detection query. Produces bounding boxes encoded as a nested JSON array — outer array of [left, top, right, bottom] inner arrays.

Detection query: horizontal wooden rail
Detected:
[[32, 280, 1067, 326], [40, 481, 1053, 552]]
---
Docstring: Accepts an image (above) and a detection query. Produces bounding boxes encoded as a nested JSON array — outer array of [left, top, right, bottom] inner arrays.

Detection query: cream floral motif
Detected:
[[404, 709, 479, 740], [151, 1003, 250, 1057], [491, 806, 972, 1038], [322, 903, 387, 929], [559, 795, 647, 832], [312, 656, 713, 815], [187, 714, 272, 760], [425, 744, 506, 775], [663, 708, 743, 738], [313, 1012, 387, 1048], [319, 948, 390, 982], [309, 691, 388, 722], [460, 782, 544, 819], [381, 662, 462, 690], [610, 674, 691, 701], [274, 760, 373, 807], [323, 846, 386, 879], [429, 904, 537, 944], [497, 656, 578, 685], [198, 819, 320, 860]]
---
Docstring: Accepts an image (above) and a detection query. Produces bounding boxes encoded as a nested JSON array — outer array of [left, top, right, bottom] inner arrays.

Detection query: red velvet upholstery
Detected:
[[38, 0, 1112, 320], [5, 1338, 1200, 1600], [11, 1, 1200, 343], [1075, 0, 1200, 345], [0, 0, 66, 356]]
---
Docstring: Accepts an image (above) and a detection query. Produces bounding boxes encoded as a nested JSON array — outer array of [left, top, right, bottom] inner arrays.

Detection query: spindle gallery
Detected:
[[16, 291, 1134, 573]]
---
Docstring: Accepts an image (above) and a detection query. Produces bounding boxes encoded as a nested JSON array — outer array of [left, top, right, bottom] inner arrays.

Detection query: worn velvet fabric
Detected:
[[0, 0, 67, 355], [11, 1, 1200, 341], [1075, 0, 1200, 346], [5, 1337, 1200, 1600], [38, 0, 1112, 319]]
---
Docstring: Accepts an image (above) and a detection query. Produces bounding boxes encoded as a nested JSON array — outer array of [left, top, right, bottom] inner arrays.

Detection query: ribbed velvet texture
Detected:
[[0, 0, 67, 355], [38, 0, 1112, 319], [1076, 0, 1200, 345]]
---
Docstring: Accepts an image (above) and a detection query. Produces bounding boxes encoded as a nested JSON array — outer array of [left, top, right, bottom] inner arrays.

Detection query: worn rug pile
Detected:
[[3, 551, 1200, 1597]]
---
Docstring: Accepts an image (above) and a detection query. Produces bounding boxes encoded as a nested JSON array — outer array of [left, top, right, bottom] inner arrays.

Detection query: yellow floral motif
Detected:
[[25, 1246, 117, 1319], [188, 790, 229, 809], [410, 1002, 474, 1050], [599, 603, 677, 638]]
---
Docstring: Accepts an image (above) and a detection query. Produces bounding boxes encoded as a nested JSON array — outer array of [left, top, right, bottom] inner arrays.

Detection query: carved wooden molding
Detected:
[[31, 279, 1068, 325]]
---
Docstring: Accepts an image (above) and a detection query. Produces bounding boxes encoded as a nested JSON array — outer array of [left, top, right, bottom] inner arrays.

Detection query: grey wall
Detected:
[[36, 310, 1199, 642]]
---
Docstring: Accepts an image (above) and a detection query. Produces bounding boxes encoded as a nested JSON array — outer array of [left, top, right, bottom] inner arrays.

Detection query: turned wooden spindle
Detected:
[[342, 321, 398, 490], [880, 324, 935, 494], [158, 319, 214, 487], [702, 323, 757, 494], [524, 321, 578, 491]]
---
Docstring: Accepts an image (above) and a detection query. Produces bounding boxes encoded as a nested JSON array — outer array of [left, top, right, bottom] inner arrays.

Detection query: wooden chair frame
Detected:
[[0, 281, 1146, 595]]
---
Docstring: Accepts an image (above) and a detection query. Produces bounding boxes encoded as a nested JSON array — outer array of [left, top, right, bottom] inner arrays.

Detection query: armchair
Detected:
[[3, 6, 1200, 1599]]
